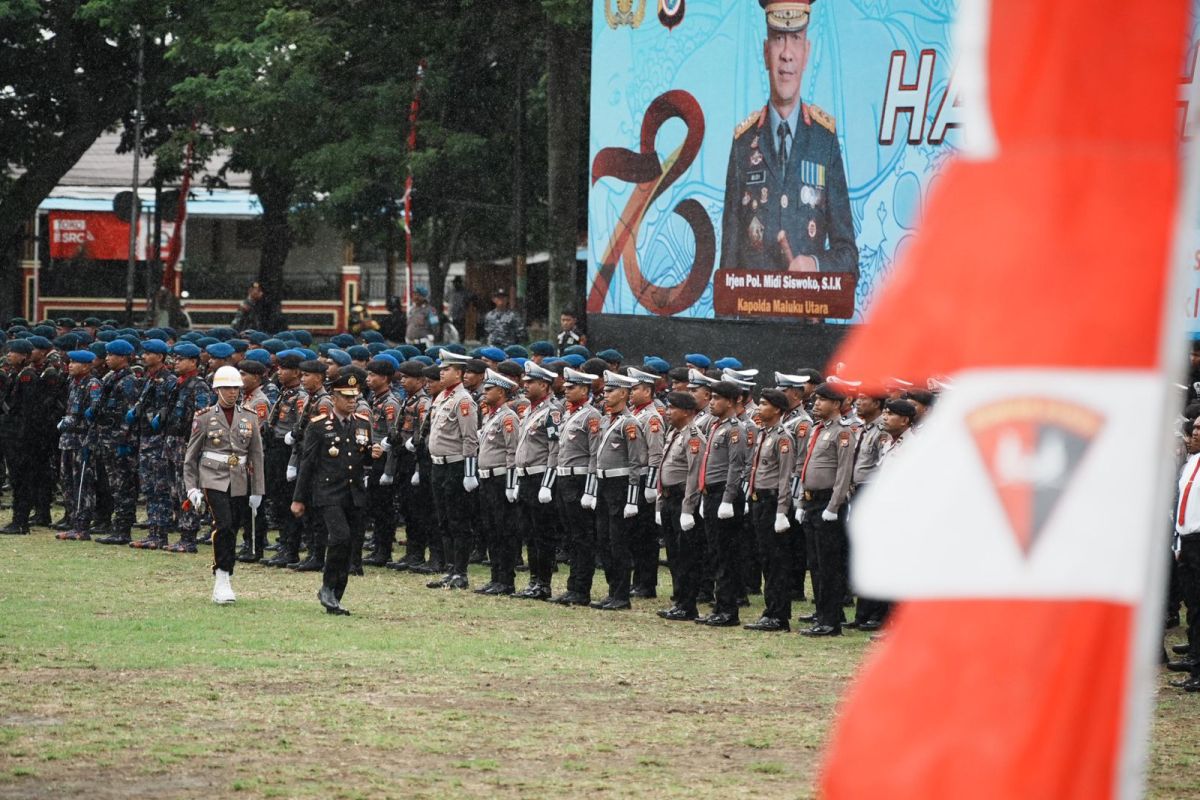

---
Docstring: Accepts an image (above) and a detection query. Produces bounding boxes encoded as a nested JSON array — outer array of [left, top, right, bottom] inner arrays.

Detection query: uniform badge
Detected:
[[747, 429, 756, 446], [503, 416, 515, 433], [747, 170, 765, 185], [649, 416, 661, 433], [625, 423, 638, 441], [589, 418, 601, 434], [689, 438, 701, 454], [751, 135, 759, 150], [386, 405, 396, 421], [750, 151, 763, 166], [459, 400, 471, 417], [780, 440, 790, 453], [238, 418, 252, 437], [781, 194, 789, 209], [760, 187, 768, 205], [808, 220, 818, 239], [742, 191, 751, 207], [730, 431, 739, 444], [839, 431, 851, 447], [796, 422, 810, 438], [749, 216, 765, 248], [328, 446, 339, 457]]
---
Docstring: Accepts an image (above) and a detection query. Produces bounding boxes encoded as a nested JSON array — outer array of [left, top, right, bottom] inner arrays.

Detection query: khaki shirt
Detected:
[[516, 397, 560, 472], [798, 417, 857, 513], [590, 409, 649, 485], [656, 422, 705, 515], [748, 423, 795, 515], [851, 416, 886, 487], [478, 404, 519, 472], [428, 382, 479, 459], [632, 401, 665, 487], [556, 402, 601, 470], [699, 415, 748, 504], [243, 387, 270, 436], [184, 404, 266, 497]]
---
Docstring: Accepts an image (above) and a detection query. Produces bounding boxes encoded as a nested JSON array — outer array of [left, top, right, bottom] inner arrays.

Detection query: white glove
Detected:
[[284, 431, 295, 446], [405, 438, 416, 452], [286, 465, 298, 482], [655, 511, 662, 526], [363, 476, 370, 489], [644, 487, 658, 503], [794, 507, 806, 524], [697, 502, 705, 519], [187, 488, 205, 513], [744, 501, 750, 514], [718, 502, 734, 520], [463, 476, 479, 492], [411, 470, 420, 486], [581, 494, 596, 510], [623, 503, 638, 519], [380, 438, 392, 452], [248, 494, 262, 510], [379, 472, 393, 486], [505, 488, 517, 503], [680, 512, 695, 531], [538, 486, 552, 504], [513, 483, 520, 500], [774, 513, 790, 533], [821, 509, 838, 522]]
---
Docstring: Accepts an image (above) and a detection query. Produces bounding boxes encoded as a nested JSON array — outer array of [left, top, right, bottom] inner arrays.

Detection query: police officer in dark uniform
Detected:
[[0, 340, 39, 534], [719, 0, 858, 277], [290, 370, 375, 615], [262, 350, 308, 567]]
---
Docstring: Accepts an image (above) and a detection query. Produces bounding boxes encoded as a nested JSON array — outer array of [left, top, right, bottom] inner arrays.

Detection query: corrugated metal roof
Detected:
[[57, 131, 250, 189]]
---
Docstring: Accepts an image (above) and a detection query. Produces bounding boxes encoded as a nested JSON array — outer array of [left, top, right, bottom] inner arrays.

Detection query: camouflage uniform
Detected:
[[163, 370, 214, 548], [132, 363, 177, 541], [58, 372, 103, 534], [95, 365, 143, 537]]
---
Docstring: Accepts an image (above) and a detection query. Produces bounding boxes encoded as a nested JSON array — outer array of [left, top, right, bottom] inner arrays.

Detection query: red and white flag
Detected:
[[820, 1, 1198, 798]]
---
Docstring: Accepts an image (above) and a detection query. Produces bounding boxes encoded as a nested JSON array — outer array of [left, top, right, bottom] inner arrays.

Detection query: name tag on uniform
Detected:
[[746, 170, 765, 185]]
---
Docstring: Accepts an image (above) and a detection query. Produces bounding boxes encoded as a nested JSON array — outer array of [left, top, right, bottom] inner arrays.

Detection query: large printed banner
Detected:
[[589, 1, 1200, 327], [48, 211, 183, 264]]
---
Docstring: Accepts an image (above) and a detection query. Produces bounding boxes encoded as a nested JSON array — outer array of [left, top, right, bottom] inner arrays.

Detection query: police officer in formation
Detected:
[[4, 314, 948, 638]]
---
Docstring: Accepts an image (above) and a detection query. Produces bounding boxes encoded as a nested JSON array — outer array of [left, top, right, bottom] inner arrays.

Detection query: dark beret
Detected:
[[812, 382, 846, 401], [667, 391, 698, 411], [885, 399, 918, 419], [582, 358, 609, 376], [465, 358, 487, 375], [905, 389, 935, 407], [298, 359, 327, 374], [711, 380, 741, 401], [276, 352, 303, 370], [496, 361, 523, 380], [759, 388, 790, 412], [398, 360, 427, 378], [421, 365, 442, 381], [366, 358, 395, 376], [668, 367, 690, 383], [237, 360, 267, 376]]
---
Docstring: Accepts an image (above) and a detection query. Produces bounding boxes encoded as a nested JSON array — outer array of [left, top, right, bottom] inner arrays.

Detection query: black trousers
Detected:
[[597, 477, 634, 602], [661, 487, 703, 614], [431, 462, 470, 576], [751, 492, 791, 623], [557, 475, 596, 597], [204, 488, 248, 575], [1, 436, 34, 525], [366, 466, 397, 558], [702, 484, 744, 617], [479, 475, 516, 587], [266, 441, 299, 552], [631, 490, 659, 593], [519, 475, 558, 587], [803, 496, 848, 629], [322, 502, 365, 601]]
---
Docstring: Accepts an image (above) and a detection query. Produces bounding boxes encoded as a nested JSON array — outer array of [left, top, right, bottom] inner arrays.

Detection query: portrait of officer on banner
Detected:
[[719, 0, 858, 276]]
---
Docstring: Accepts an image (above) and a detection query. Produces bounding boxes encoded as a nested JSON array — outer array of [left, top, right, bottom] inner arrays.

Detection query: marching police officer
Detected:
[[425, 351, 480, 590], [655, 391, 707, 621], [183, 366, 265, 605], [743, 389, 797, 632], [550, 367, 603, 606], [290, 370, 374, 615], [513, 360, 561, 600], [473, 369, 521, 595]]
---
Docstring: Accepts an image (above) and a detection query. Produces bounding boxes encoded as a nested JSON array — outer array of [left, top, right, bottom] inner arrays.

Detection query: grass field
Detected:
[[2, 527, 1200, 799]]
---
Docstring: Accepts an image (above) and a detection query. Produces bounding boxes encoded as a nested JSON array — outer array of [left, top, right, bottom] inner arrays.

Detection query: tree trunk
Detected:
[[252, 170, 295, 315], [512, 43, 528, 316], [545, 18, 584, 328]]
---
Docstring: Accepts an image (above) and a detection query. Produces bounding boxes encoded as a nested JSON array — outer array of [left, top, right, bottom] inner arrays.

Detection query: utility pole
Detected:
[[123, 27, 145, 325]]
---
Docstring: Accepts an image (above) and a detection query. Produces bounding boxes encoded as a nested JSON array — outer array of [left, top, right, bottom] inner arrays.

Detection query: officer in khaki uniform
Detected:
[[743, 388, 796, 632], [550, 367, 603, 606], [425, 350, 480, 590], [795, 381, 857, 636], [290, 370, 375, 615], [473, 369, 521, 595], [627, 367, 666, 598], [183, 366, 265, 605], [654, 391, 707, 621]]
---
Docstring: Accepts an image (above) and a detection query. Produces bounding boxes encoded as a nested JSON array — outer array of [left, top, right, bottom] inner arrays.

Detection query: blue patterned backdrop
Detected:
[[588, 0, 959, 323]]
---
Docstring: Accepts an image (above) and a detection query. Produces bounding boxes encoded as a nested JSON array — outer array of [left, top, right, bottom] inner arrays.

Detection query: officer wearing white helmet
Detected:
[[183, 365, 265, 605]]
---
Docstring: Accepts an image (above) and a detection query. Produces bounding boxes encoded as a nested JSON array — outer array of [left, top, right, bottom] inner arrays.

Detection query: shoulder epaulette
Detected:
[[734, 107, 766, 139], [310, 414, 327, 423], [354, 410, 370, 420], [806, 103, 836, 134]]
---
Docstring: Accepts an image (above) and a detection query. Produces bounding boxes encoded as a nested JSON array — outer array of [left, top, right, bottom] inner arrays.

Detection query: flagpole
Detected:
[[404, 60, 427, 315]]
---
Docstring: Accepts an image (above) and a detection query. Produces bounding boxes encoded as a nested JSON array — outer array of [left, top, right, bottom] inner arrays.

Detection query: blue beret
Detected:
[[366, 342, 386, 355], [297, 348, 317, 361], [118, 328, 139, 338], [291, 330, 314, 346], [479, 347, 507, 362], [180, 332, 203, 343], [261, 338, 286, 354], [361, 330, 384, 344], [142, 339, 170, 355], [7, 340, 32, 355], [328, 349, 352, 366], [563, 345, 591, 359], [512, 357, 529, 368], [143, 328, 168, 342], [561, 354, 586, 368], [244, 349, 272, 365], [208, 327, 235, 341], [330, 333, 356, 348], [68, 350, 96, 364], [424, 346, 442, 359], [276, 330, 298, 342], [597, 349, 623, 363], [106, 340, 135, 357], [118, 334, 141, 351], [172, 343, 201, 359], [529, 341, 556, 357], [227, 339, 249, 353], [377, 353, 400, 370], [196, 336, 218, 348], [543, 357, 564, 367], [642, 357, 671, 375], [205, 342, 235, 359], [88, 341, 107, 357], [714, 357, 743, 370], [383, 349, 406, 362], [317, 343, 334, 356], [247, 331, 268, 344], [504, 345, 529, 359], [444, 343, 467, 355], [685, 353, 711, 369], [97, 330, 117, 343], [69, 330, 92, 345], [347, 345, 371, 361], [162, 326, 177, 339], [27, 335, 52, 350], [414, 355, 434, 366], [397, 345, 421, 359]]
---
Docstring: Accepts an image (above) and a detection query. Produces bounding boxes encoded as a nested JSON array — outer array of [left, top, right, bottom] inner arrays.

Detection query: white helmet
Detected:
[[212, 365, 242, 389]]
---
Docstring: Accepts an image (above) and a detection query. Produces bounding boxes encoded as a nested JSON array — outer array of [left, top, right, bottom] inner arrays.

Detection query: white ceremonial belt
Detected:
[[597, 467, 631, 478], [203, 450, 242, 467], [557, 466, 589, 477], [431, 454, 465, 465], [516, 465, 547, 476], [477, 467, 509, 479]]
